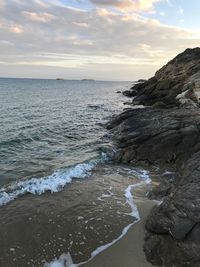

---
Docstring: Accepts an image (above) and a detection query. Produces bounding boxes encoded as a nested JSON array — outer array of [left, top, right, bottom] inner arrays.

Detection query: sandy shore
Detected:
[[82, 199, 155, 267]]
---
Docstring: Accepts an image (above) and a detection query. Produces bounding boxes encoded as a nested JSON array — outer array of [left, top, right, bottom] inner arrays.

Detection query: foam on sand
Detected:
[[44, 253, 77, 267], [123, 168, 151, 184], [44, 168, 151, 267]]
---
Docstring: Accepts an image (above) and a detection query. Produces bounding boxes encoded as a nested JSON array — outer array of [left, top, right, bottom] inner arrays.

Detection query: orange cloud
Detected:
[[90, 0, 161, 12], [96, 8, 111, 16], [0, 20, 23, 34], [9, 25, 23, 34]]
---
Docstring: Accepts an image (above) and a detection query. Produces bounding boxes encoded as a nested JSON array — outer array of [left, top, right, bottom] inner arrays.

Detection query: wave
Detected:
[[43, 168, 151, 267], [0, 152, 108, 206]]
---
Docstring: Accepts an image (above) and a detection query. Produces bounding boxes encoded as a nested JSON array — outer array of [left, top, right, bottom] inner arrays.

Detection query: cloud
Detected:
[[9, 25, 23, 33], [0, 18, 24, 33], [96, 8, 112, 16], [0, 0, 5, 7], [0, 40, 14, 46], [0, 0, 199, 80], [23, 11, 55, 22], [165, 0, 173, 7], [89, 0, 161, 12], [178, 7, 184, 15], [159, 11, 165, 16]]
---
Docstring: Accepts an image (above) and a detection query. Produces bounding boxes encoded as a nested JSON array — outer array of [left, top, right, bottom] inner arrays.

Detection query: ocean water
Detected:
[[0, 78, 154, 267], [0, 78, 129, 185]]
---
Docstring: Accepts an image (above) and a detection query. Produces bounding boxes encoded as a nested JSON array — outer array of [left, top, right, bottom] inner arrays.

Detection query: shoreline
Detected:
[[82, 199, 155, 267], [43, 167, 155, 267], [106, 48, 200, 266]]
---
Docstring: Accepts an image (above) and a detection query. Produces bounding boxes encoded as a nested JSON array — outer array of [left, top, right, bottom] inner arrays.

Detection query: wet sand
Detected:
[[0, 164, 155, 267], [82, 199, 155, 267]]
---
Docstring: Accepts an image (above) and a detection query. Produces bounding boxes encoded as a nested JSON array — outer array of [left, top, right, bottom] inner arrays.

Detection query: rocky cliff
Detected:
[[108, 48, 200, 267], [126, 47, 200, 107]]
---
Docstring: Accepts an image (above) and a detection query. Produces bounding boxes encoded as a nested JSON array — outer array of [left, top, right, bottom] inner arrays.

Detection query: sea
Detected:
[[0, 78, 153, 267]]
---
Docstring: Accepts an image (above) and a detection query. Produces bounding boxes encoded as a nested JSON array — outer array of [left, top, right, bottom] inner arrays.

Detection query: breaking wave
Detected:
[[0, 153, 108, 206]]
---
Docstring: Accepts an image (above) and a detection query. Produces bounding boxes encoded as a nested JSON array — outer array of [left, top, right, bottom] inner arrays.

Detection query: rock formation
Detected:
[[126, 47, 200, 107], [107, 48, 200, 267]]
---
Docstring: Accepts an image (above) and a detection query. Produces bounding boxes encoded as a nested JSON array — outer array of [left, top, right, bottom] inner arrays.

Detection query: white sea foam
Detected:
[[97, 189, 114, 201], [131, 105, 147, 109], [84, 223, 134, 262], [44, 253, 77, 267], [0, 158, 102, 206], [123, 167, 151, 184], [44, 167, 151, 267], [124, 183, 142, 219]]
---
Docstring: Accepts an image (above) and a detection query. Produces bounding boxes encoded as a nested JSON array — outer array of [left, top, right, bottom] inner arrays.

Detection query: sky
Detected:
[[0, 0, 200, 81]]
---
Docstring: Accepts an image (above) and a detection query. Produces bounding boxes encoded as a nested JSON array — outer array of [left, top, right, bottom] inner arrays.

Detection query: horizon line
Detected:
[[0, 76, 133, 83]]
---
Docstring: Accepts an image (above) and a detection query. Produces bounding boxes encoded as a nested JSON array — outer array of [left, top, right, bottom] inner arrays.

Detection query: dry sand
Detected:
[[82, 199, 155, 267]]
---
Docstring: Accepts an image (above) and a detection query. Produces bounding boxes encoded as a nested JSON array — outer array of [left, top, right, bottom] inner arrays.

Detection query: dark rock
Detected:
[[148, 179, 173, 200], [116, 90, 121, 93], [152, 101, 167, 109], [107, 48, 200, 266], [122, 89, 137, 97], [144, 232, 200, 267], [123, 101, 132, 105], [186, 223, 200, 243], [137, 79, 147, 83], [108, 105, 200, 266], [129, 47, 200, 106], [107, 108, 200, 166]]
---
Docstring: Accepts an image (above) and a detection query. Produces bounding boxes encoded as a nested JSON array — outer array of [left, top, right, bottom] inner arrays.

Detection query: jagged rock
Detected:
[[137, 79, 147, 83], [107, 107, 200, 166], [148, 179, 173, 200], [122, 89, 137, 97], [107, 48, 200, 266], [144, 151, 200, 266], [152, 101, 167, 109], [129, 48, 200, 106]]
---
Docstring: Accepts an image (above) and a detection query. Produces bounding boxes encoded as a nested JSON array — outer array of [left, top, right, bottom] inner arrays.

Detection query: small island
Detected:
[[81, 79, 95, 82]]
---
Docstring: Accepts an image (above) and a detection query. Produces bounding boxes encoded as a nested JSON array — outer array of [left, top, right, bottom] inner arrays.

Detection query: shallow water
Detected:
[[0, 163, 153, 267], [0, 78, 156, 266]]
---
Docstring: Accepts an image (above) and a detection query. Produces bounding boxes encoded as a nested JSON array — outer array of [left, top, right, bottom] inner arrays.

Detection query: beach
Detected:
[[0, 77, 157, 267], [82, 199, 154, 267], [1, 1, 199, 266]]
